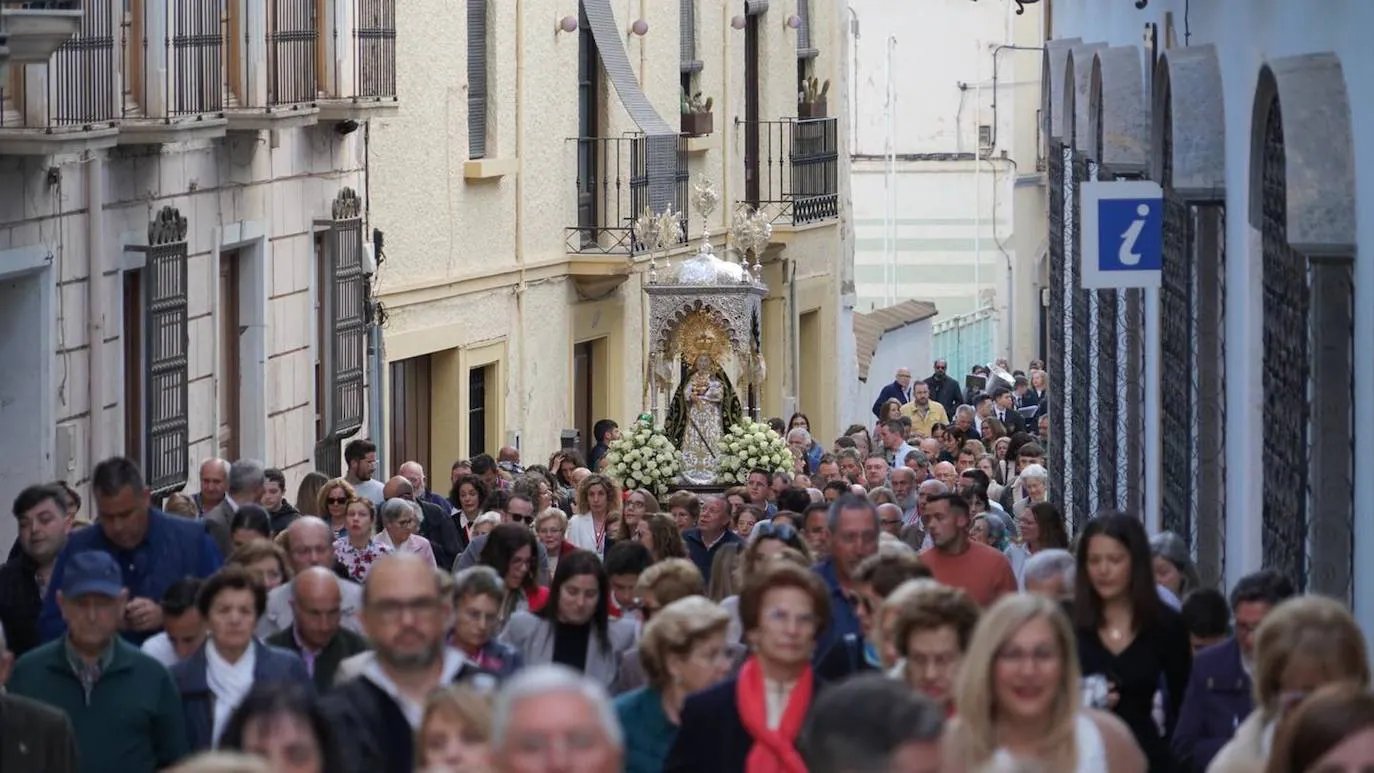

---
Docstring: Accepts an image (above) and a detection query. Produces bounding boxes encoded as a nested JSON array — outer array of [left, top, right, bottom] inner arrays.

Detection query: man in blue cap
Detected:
[[9, 551, 188, 773]]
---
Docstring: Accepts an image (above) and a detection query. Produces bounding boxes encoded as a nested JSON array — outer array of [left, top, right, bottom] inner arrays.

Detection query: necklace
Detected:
[[1108, 628, 1124, 641]]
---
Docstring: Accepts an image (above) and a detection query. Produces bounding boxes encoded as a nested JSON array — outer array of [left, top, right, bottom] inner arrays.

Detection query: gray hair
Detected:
[[379, 497, 416, 525], [453, 565, 506, 603], [954, 404, 974, 419], [918, 479, 949, 495], [1022, 548, 1075, 588], [827, 492, 879, 532], [800, 674, 944, 773], [787, 427, 812, 444], [472, 512, 503, 531], [1017, 464, 1048, 482], [492, 664, 623, 751], [1149, 531, 1201, 593], [228, 459, 266, 496]]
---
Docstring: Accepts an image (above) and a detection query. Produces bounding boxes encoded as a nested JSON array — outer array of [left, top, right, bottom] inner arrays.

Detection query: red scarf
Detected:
[[734, 656, 813, 773]]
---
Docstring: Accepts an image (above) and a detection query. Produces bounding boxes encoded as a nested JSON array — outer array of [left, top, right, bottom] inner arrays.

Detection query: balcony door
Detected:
[[744, 11, 761, 206], [218, 250, 242, 461], [576, 3, 600, 243]]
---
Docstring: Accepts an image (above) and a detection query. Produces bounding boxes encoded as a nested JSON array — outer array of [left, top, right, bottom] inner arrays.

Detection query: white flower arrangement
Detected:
[[605, 417, 683, 498], [715, 420, 793, 484]]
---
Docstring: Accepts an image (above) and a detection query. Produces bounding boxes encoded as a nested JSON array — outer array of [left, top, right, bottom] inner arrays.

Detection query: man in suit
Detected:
[[990, 386, 1026, 434], [267, 567, 370, 693], [871, 367, 915, 417], [0, 620, 78, 773], [202, 458, 267, 559]]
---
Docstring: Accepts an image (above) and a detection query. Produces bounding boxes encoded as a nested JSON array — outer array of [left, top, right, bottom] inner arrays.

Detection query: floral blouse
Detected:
[[333, 536, 393, 583]]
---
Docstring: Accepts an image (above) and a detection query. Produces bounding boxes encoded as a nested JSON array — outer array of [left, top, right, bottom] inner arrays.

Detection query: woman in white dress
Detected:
[[942, 594, 1146, 773], [565, 473, 621, 558]]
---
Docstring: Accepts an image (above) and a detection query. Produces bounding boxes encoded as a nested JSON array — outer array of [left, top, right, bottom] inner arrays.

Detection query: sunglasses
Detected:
[[327, 496, 349, 505], [753, 522, 798, 543], [510, 514, 532, 524]]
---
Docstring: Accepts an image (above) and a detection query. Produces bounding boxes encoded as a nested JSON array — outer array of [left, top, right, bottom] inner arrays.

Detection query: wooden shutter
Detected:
[[142, 207, 190, 494], [321, 188, 367, 450], [467, 0, 488, 159]]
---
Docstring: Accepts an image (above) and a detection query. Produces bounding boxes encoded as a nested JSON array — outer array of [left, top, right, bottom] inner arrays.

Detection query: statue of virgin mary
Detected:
[[665, 351, 744, 485]]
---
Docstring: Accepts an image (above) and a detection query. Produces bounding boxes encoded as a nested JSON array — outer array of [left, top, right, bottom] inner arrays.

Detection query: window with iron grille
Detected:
[[680, 0, 702, 79], [315, 188, 367, 474], [467, 0, 488, 159], [129, 207, 191, 495]]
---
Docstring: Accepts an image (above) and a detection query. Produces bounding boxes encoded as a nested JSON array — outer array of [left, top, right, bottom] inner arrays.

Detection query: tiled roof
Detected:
[[854, 300, 939, 382]]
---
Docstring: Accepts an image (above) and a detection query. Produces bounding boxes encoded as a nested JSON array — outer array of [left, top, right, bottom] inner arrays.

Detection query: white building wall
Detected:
[[848, 0, 1045, 366], [0, 127, 363, 545], [1048, 0, 1374, 631], [864, 320, 935, 416]]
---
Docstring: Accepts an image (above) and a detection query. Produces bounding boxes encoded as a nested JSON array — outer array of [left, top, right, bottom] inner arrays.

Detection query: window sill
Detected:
[[463, 157, 517, 180]]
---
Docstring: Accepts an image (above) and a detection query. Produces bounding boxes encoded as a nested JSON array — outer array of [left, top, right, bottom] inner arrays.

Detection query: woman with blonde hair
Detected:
[[416, 685, 493, 773], [567, 473, 622, 557], [315, 478, 356, 535], [945, 593, 1145, 773], [615, 596, 734, 773], [293, 471, 329, 517], [1207, 595, 1371, 773]]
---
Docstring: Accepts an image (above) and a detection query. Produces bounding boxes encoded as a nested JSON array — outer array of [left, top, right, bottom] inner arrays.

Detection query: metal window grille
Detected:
[[49, 0, 118, 127], [1046, 140, 1066, 509], [355, 0, 397, 99], [738, 117, 839, 226], [171, 0, 225, 115], [467, 0, 487, 158], [1193, 205, 1227, 587], [1067, 153, 1090, 529], [566, 133, 689, 254], [318, 188, 368, 462], [140, 207, 190, 495], [1159, 101, 1195, 543], [267, 0, 318, 106], [796, 0, 818, 59], [1259, 98, 1310, 591]]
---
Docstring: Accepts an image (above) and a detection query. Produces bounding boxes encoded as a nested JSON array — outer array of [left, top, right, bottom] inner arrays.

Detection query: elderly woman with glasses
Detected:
[[448, 566, 525, 678], [374, 498, 436, 566]]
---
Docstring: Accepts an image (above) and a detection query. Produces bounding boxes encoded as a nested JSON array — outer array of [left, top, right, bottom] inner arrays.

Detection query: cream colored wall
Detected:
[[373, 0, 850, 466]]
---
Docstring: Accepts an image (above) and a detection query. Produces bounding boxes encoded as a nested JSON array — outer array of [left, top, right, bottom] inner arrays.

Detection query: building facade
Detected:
[[848, 0, 1046, 371], [1044, 0, 1369, 630], [371, 0, 853, 474], [0, 0, 396, 548]]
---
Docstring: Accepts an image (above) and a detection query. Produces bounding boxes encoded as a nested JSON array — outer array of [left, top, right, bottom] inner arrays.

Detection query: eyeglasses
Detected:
[[510, 514, 532, 525], [753, 522, 798, 543], [880, 518, 904, 528], [327, 496, 349, 505]]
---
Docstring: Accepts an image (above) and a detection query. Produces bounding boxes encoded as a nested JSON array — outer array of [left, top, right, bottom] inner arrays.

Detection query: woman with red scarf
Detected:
[[665, 561, 830, 773]]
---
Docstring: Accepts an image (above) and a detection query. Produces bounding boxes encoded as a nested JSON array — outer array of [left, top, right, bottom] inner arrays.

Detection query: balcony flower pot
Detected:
[[797, 99, 827, 119], [681, 111, 714, 137]]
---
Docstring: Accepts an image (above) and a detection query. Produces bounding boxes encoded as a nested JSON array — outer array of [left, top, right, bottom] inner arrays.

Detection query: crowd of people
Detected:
[[0, 358, 1370, 773]]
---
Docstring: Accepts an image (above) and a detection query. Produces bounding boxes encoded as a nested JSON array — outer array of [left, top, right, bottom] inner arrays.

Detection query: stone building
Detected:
[[1044, 0, 1367, 628], [0, 0, 397, 548], [370, 0, 855, 472]]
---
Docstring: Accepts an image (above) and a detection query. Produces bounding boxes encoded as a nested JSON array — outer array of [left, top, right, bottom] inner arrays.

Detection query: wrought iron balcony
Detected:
[[2, 1, 84, 63], [0, 0, 118, 155], [566, 133, 689, 255], [118, 0, 225, 143], [223, 0, 320, 130], [317, 0, 397, 122], [738, 116, 839, 227]]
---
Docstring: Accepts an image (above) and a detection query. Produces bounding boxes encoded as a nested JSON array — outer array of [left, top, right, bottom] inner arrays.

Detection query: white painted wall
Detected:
[[847, 0, 1045, 366], [1048, 0, 1374, 632], [0, 267, 49, 551], [864, 319, 935, 418]]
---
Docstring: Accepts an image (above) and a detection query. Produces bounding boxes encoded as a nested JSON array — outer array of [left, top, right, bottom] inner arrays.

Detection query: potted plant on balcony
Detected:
[[797, 77, 829, 119], [681, 91, 714, 136]]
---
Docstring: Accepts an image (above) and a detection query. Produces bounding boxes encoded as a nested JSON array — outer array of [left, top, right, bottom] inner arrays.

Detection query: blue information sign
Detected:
[[1080, 180, 1164, 289]]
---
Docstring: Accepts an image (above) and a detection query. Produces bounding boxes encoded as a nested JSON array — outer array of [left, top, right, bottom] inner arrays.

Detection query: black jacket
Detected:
[[268, 501, 301, 535], [417, 499, 462, 572], [0, 693, 78, 773], [665, 675, 824, 773], [925, 374, 964, 418]]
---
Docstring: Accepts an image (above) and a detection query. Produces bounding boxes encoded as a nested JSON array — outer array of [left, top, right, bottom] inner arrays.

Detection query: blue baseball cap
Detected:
[[61, 551, 125, 598]]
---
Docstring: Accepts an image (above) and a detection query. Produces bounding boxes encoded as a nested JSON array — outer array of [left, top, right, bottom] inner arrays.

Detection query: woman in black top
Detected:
[[1073, 512, 1192, 773]]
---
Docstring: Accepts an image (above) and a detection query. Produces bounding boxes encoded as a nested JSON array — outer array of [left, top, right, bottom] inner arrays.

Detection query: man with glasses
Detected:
[[257, 516, 365, 638], [266, 567, 369, 692], [811, 494, 880, 664], [323, 553, 498, 773]]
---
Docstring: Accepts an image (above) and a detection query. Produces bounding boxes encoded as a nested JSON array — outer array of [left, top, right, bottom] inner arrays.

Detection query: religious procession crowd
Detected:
[[0, 358, 1368, 773]]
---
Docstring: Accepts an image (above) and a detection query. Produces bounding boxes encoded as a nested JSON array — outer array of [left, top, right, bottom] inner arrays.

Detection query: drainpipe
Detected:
[[87, 159, 107, 470], [788, 259, 798, 415], [514, 0, 526, 432]]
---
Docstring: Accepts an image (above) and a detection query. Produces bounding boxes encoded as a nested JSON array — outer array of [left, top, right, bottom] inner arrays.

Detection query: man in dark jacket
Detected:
[[322, 555, 496, 773], [870, 368, 914, 417], [262, 467, 300, 535], [924, 360, 963, 419], [1172, 570, 1295, 772], [38, 457, 223, 645], [0, 619, 78, 773], [266, 567, 370, 693]]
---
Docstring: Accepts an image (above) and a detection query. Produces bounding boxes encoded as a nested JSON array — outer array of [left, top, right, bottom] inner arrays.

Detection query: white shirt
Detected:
[[361, 648, 470, 728], [141, 632, 181, 667]]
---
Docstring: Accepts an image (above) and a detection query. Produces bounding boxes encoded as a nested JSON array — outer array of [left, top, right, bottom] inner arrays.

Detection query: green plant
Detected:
[[798, 77, 830, 104], [681, 89, 714, 115]]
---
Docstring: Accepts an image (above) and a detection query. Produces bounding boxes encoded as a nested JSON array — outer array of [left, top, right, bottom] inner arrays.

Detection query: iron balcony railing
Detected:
[[566, 133, 689, 255], [267, 0, 317, 106], [0, 0, 117, 130], [121, 0, 224, 120], [342, 0, 395, 101], [738, 116, 839, 226]]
